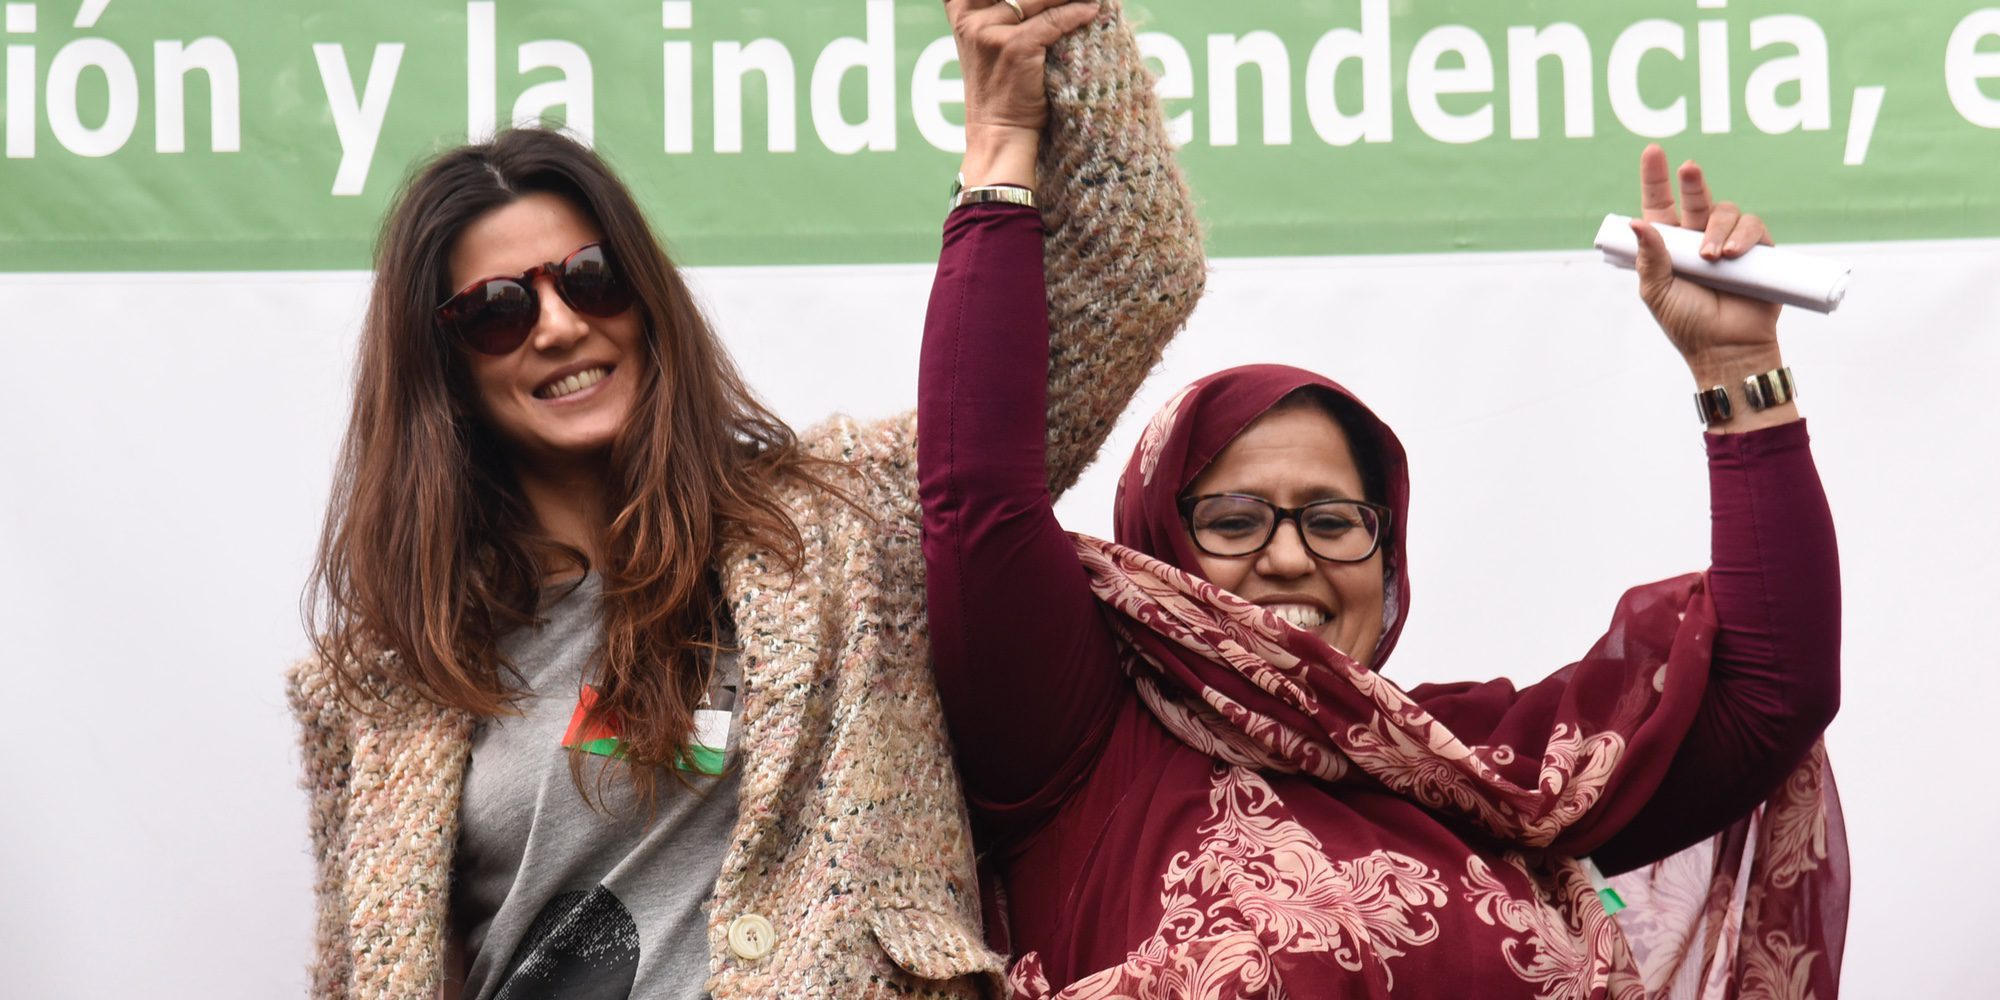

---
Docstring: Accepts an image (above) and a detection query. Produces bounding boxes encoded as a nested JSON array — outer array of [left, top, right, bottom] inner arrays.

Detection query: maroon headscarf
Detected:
[[1032, 364, 1846, 999], [1110, 364, 1414, 669]]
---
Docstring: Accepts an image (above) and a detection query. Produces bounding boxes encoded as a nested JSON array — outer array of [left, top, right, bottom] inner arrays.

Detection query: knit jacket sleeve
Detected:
[[287, 656, 471, 1000], [1033, 0, 1206, 499], [286, 657, 358, 999]]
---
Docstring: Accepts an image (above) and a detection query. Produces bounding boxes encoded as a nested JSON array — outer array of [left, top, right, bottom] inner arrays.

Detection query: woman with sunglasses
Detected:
[[919, 145, 1847, 996], [287, 2, 1197, 997]]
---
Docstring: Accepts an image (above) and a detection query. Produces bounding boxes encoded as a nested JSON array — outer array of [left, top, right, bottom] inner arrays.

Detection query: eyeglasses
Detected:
[[434, 241, 636, 356], [1178, 493, 1391, 563]]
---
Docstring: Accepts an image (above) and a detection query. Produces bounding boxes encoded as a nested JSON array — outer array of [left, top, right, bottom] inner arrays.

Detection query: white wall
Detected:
[[1, 239, 1993, 995]]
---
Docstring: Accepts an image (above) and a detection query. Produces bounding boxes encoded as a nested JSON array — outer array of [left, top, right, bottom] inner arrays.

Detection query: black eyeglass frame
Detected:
[[1176, 492, 1393, 563]]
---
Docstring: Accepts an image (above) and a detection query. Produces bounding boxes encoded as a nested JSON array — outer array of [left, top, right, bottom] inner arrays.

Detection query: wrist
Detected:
[[961, 123, 1039, 188], [1685, 348, 1784, 390]]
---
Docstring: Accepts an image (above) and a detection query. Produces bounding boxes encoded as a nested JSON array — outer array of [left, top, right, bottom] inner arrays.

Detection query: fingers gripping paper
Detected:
[[1594, 213, 1853, 313]]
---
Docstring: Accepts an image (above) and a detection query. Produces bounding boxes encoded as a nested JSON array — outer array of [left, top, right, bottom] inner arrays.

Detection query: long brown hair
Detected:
[[306, 128, 810, 806]]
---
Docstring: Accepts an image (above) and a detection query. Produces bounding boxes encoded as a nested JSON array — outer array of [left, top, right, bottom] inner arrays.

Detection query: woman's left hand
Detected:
[[1628, 144, 1785, 383]]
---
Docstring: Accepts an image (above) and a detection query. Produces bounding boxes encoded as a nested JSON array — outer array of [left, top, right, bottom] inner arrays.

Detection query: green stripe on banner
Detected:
[[0, 0, 1996, 272]]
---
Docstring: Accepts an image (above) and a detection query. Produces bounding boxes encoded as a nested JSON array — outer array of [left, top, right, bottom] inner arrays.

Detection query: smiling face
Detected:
[[1182, 403, 1387, 666], [446, 191, 646, 474]]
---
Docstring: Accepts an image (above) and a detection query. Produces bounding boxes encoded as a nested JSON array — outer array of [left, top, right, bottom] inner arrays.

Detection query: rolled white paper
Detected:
[[1593, 213, 1851, 313]]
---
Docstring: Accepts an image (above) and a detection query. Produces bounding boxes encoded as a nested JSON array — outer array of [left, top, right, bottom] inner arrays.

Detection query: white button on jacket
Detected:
[[727, 913, 776, 961]]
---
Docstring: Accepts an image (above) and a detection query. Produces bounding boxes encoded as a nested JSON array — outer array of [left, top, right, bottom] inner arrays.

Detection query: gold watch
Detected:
[[947, 172, 1037, 211]]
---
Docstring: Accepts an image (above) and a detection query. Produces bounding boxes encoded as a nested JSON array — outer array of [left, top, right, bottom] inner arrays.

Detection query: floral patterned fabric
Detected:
[[998, 365, 1848, 999]]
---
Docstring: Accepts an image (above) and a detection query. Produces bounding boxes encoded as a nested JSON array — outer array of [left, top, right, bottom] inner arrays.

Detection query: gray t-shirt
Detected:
[[453, 574, 742, 1000]]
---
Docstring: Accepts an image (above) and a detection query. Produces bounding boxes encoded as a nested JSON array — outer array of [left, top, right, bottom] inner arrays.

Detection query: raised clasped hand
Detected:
[[947, 0, 1100, 155], [1629, 144, 1784, 379]]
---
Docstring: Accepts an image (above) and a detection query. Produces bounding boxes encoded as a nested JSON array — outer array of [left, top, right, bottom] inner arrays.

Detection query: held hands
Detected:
[[947, 0, 1100, 187], [1628, 145, 1787, 391]]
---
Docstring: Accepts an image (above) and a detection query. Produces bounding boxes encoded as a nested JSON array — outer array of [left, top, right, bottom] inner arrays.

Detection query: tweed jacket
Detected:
[[286, 5, 1203, 997]]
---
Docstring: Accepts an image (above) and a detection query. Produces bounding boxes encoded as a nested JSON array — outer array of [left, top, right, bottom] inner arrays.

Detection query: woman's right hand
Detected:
[[1627, 144, 1798, 432], [947, 0, 1100, 187]]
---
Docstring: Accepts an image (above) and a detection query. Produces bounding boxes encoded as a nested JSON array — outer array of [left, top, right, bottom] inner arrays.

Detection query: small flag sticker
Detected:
[[562, 685, 730, 773]]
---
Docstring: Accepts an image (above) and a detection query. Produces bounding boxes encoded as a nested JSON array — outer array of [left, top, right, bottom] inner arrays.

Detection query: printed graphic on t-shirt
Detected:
[[492, 886, 640, 1000], [561, 682, 736, 774], [560, 686, 625, 759]]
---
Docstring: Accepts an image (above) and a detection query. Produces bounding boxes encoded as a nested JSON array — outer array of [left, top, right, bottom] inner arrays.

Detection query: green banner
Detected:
[[1, 0, 1996, 270]]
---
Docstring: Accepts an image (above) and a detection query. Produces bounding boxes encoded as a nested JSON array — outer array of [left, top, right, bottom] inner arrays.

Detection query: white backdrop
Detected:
[[2, 238, 1994, 996]]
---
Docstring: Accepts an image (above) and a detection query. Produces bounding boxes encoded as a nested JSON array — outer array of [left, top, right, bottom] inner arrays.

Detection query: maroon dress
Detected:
[[918, 204, 1844, 998]]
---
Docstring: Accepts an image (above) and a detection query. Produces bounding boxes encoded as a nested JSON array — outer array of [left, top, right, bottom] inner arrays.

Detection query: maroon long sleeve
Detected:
[[1592, 421, 1842, 872], [920, 203, 1127, 813], [918, 203, 1841, 866]]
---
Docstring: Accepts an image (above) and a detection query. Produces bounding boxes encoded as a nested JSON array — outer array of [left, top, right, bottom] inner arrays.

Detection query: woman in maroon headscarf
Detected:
[[918, 138, 1846, 998]]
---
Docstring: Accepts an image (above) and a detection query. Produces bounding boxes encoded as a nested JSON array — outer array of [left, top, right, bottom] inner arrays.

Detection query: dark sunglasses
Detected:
[[434, 241, 636, 356]]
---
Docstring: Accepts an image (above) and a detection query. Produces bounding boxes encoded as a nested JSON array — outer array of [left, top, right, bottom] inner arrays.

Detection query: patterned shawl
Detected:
[[1032, 365, 1845, 999]]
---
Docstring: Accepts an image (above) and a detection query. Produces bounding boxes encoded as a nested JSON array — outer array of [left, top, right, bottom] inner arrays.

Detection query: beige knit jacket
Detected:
[[287, 5, 1202, 997]]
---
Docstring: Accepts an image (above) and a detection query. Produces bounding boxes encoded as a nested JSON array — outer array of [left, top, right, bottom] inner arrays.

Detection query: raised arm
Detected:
[[920, 0, 1197, 822], [1021, 0, 1205, 497], [1592, 147, 1840, 869], [1593, 421, 1839, 871]]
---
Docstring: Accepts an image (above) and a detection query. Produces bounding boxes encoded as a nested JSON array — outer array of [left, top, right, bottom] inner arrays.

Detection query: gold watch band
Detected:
[[952, 185, 1037, 211]]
